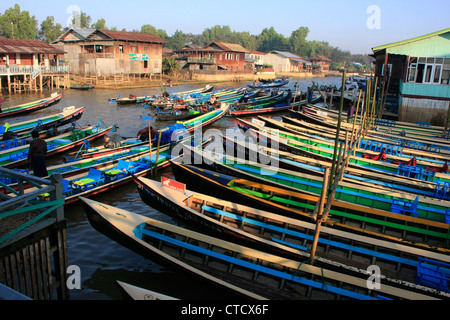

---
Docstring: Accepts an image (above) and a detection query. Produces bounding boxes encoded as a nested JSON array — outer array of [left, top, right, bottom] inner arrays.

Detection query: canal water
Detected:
[[2, 76, 342, 300]]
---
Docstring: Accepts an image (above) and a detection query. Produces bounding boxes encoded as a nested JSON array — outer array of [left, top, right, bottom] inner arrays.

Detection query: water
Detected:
[[2, 76, 342, 300]]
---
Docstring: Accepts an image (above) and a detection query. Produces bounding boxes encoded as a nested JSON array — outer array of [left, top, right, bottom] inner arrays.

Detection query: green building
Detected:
[[371, 28, 450, 125]]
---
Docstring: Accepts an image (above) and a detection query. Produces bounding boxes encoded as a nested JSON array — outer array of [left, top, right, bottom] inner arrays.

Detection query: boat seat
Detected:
[[71, 168, 104, 191], [434, 181, 450, 200], [62, 179, 73, 196], [104, 160, 132, 180], [416, 257, 450, 293], [391, 195, 419, 217]]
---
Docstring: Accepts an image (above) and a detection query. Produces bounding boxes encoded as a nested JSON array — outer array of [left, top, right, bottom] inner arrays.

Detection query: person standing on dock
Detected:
[[28, 130, 48, 177], [347, 102, 355, 123], [307, 87, 312, 103]]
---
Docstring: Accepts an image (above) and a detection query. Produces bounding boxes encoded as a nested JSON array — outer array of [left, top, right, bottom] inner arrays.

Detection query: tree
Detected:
[[288, 27, 309, 56], [91, 18, 107, 30], [167, 30, 189, 50], [0, 4, 38, 39], [257, 27, 288, 52], [38, 16, 62, 43], [141, 24, 168, 42], [71, 11, 91, 29], [162, 57, 180, 75]]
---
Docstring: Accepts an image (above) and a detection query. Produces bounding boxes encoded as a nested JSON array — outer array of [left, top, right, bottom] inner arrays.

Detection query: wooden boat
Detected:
[[112, 85, 215, 105], [256, 115, 450, 166], [0, 141, 153, 192], [236, 117, 450, 183], [228, 93, 321, 117], [70, 83, 95, 90], [134, 175, 450, 296], [0, 92, 62, 119], [116, 281, 179, 300], [0, 106, 85, 138], [81, 196, 446, 300], [299, 105, 450, 152], [247, 79, 289, 89], [281, 113, 450, 161], [169, 160, 450, 245], [153, 107, 208, 122], [290, 107, 448, 144], [0, 122, 114, 169]]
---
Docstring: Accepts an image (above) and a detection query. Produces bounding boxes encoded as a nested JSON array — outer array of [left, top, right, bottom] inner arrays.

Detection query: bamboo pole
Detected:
[[309, 166, 330, 263], [328, 70, 346, 192]]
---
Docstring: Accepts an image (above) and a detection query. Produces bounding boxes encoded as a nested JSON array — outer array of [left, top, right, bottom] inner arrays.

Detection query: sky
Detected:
[[1, 0, 449, 54]]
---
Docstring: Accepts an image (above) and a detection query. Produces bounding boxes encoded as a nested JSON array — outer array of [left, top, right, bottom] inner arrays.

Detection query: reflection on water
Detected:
[[2, 76, 341, 300]]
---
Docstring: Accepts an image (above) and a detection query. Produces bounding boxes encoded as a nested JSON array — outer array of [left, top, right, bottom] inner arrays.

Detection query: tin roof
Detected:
[[207, 42, 249, 53], [92, 29, 167, 44], [371, 28, 450, 57], [0, 38, 65, 54]]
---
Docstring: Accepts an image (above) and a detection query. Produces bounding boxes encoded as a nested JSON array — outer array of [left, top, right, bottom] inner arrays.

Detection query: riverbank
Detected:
[[71, 71, 331, 90]]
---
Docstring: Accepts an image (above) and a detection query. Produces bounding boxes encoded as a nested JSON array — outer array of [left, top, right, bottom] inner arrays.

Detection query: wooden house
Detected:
[[0, 38, 67, 92], [310, 56, 331, 73], [54, 28, 166, 76], [174, 42, 251, 71], [371, 28, 450, 125], [264, 51, 312, 72]]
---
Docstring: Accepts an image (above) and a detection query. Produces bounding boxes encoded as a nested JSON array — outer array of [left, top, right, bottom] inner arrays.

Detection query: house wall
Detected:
[[61, 40, 162, 76], [264, 53, 289, 72]]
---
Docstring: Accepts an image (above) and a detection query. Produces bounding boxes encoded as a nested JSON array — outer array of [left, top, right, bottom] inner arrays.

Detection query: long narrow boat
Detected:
[[81, 196, 446, 300], [0, 106, 85, 138], [70, 84, 95, 90], [17, 140, 188, 206], [0, 141, 152, 192], [134, 176, 450, 296], [0, 123, 114, 169], [169, 160, 450, 245], [255, 115, 450, 165], [306, 103, 448, 134], [247, 79, 289, 89], [261, 115, 450, 158], [116, 281, 179, 300], [229, 94, 321, 117], [290, 108, 448, 144], [112, 85, 215, 105], [0, 92, 62, 119], [236, 117, 450, 183], [295, 107, 450, 154]]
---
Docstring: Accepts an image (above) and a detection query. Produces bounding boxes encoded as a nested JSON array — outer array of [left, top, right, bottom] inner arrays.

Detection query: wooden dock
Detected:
[[0, 168, 69, 300]]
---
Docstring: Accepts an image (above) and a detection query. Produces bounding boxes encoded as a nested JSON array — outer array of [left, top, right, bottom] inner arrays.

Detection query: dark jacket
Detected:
[[28, 137, 47, 160]]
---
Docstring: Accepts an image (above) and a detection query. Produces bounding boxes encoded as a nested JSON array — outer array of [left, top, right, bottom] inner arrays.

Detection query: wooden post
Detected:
[[309, 167, 330, 263], [328, 70, 346, 192]]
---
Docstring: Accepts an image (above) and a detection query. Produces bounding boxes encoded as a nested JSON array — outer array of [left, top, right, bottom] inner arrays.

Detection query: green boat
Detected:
[[236, 118, 450, 184]]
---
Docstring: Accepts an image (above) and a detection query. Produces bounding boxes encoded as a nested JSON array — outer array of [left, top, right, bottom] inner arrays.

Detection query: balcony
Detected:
[[0, 65, 68, 76]]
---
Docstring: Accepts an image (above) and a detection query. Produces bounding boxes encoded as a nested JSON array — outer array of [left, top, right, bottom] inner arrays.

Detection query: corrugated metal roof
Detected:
[[0, 38, 65, 54], [209, 42, 249, 53], [372, 28, 450, 57], [271, 51, 302, 59], [91, 29, 167, 44]]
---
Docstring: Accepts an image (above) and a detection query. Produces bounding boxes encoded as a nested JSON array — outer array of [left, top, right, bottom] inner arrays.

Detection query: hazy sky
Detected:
[[2, 0, 449, 54]]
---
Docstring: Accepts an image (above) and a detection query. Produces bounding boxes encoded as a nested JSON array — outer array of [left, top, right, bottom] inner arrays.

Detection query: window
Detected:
[[131, 46, 137, 53], [407, 56, 448, 85], [119, 45, 124, 53], [236, 54, 239, 61]]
